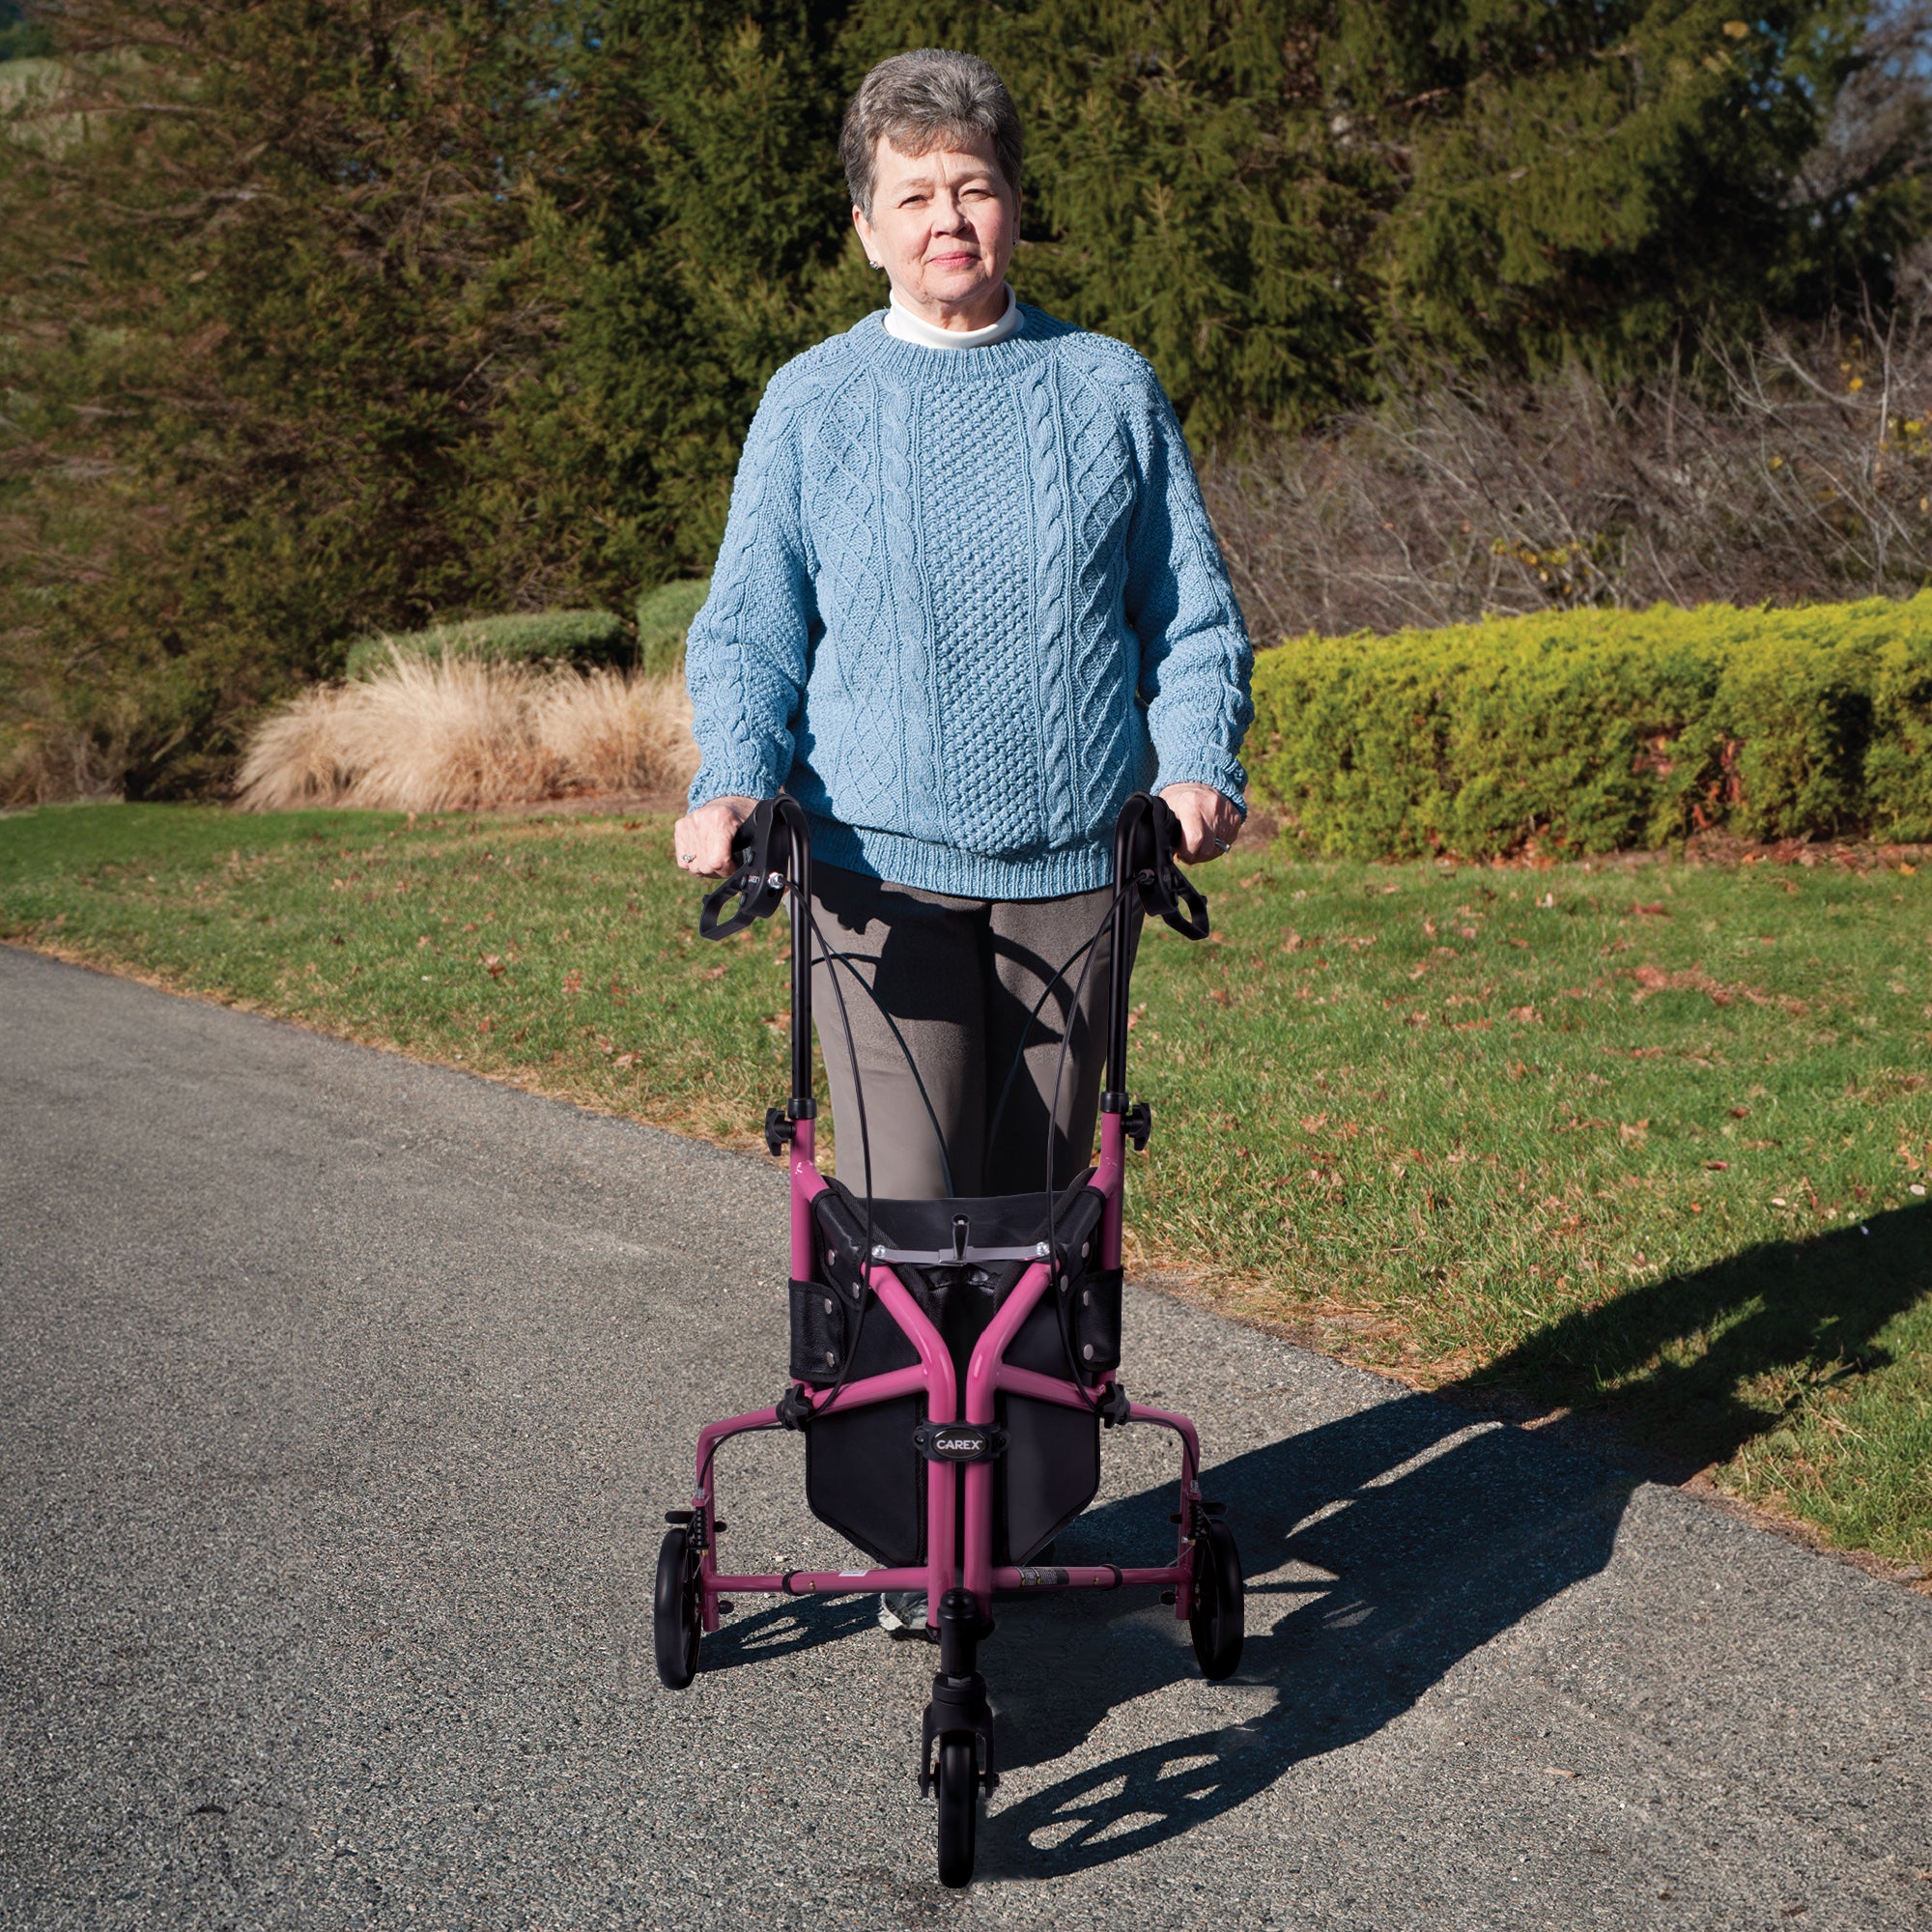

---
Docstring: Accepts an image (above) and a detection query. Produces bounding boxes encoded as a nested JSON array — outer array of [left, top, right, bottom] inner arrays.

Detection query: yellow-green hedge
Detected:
[[1247, 596, 1932, 857]]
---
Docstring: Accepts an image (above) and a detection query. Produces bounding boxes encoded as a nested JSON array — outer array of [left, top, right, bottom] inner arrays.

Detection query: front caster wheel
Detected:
[[1189, 1518, 1245, 1681], [934, 1735, 979, 1888], [653, 1526, 701, 1689]]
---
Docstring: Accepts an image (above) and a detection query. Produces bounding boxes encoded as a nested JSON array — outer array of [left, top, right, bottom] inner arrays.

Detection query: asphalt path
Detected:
[[3, 942, 1930, 1930]]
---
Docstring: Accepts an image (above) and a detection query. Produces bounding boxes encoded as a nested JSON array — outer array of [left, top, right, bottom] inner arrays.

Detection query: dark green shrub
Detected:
[[635, 579, 710, 680], [1248, 595, 1932, 857], [342, 611, 627, 682]]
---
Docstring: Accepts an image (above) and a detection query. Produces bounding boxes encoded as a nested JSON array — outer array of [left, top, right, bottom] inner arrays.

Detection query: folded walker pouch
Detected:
[[789, 1278, 849, 1383]]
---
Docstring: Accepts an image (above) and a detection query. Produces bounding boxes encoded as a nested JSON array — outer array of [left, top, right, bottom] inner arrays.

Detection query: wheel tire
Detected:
[[934, 1736, 979, 1889], [1189, 1519, 1245, 1682], [653, 1526, 701, 1690]]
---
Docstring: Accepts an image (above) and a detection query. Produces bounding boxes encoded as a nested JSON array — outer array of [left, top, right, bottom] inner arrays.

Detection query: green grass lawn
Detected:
[[5, 802, 1929, 1572]]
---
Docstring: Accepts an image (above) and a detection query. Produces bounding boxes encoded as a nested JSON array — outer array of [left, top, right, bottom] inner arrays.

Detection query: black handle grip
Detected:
[[1133, 794, 1212, 941], [697, 799, 789, 941]]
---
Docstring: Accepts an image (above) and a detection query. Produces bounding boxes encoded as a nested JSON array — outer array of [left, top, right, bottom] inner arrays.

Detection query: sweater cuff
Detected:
[[1151, 748, 1249, 817], [687, 766, 780, 812]]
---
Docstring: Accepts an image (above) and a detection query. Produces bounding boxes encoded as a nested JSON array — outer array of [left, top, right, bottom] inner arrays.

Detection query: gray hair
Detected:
[[840, 48, 1022, 219]]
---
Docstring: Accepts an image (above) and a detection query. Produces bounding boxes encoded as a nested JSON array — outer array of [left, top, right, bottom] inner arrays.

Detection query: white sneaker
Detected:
[[878, 1589, 928, 1635]]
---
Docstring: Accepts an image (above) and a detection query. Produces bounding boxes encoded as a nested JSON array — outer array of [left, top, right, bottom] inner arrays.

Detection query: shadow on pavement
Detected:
[[702, 1591, 879, 1668], [979, 1205, 1929, 1875], [975, 1387, 1637, 1875]]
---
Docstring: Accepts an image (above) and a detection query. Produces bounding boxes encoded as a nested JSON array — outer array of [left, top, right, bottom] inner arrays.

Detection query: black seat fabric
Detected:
[[794, 1179, 1122, 1568]]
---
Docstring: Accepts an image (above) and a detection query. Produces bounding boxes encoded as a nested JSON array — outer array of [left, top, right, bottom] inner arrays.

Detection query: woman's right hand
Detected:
[[673, 796, 757, 878]]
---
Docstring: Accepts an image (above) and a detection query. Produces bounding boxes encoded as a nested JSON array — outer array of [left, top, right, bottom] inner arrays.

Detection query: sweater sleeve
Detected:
[[684, 383, 816, 810], [1121, 373, 1254, 810]]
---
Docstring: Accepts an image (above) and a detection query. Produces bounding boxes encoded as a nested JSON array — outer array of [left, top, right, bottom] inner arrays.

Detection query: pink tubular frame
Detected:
[[687, 1110, 1206, 1634]]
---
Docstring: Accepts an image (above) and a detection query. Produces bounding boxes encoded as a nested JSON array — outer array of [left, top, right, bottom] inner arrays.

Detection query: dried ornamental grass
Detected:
[[235, 651, 698, 811]]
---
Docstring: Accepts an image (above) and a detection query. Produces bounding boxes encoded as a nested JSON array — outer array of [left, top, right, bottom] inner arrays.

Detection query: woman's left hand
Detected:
[[1157, 782, 1242, 865]]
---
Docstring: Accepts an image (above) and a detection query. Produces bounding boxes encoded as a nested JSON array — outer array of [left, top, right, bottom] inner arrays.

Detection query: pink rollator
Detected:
[[653, 793, 1244, 1888]]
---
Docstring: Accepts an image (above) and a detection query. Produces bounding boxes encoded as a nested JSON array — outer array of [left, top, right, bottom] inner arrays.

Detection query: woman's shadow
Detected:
[[702, 1206, 1927, 1877], [975, 1384, 1639, 1874]]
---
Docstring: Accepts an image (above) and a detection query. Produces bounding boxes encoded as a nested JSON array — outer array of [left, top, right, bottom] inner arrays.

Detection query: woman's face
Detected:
[[852, 129, 1018, 329]]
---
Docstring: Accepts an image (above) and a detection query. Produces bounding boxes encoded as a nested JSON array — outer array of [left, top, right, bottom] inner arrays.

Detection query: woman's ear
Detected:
[[852, 204, 881, 271]]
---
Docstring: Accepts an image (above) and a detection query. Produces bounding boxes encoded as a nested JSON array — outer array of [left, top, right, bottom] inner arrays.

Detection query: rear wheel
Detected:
[[1189, 1519, 1244, 1681], [653, 1526, 701, 1689], [934, 1736, 979, 1889]]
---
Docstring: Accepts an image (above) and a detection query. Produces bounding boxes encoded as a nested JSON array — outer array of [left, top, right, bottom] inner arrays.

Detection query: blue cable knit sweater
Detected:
[[686, 303, 1254, 900]]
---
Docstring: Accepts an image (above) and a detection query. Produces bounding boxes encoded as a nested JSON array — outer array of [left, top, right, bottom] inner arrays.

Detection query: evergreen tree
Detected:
[[1, 2, 584, 794], [0, 1, 54, 58]]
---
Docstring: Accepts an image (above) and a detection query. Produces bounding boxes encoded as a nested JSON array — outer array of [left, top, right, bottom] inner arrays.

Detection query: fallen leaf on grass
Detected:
[[700, 963, 728, 981], [482, 954, 506, 979], [1704, 1159, 1730, 1170], [562, 970, 582, 994], [1632, 963, 1806, 1015], [1507, 1005, 1540, 1023], [612, 1052, 639, 1069]]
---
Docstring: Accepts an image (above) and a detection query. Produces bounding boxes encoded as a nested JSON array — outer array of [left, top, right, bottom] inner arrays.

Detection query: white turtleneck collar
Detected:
[[883, 284, 1020, 350]]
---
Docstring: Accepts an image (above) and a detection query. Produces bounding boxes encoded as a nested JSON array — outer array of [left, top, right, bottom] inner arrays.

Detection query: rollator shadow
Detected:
[[973, 1204, 1930, 1875], [974, 1389, 1638, 1876], [698, 1590, 878, 1669]]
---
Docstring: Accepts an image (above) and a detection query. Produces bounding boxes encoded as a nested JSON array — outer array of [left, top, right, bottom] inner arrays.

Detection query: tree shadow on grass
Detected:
[[973, 1203, 1930, 1877]]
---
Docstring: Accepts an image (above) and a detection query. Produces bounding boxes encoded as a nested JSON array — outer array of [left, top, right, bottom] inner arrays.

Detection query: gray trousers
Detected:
[[805, 864, 1139, 1199]]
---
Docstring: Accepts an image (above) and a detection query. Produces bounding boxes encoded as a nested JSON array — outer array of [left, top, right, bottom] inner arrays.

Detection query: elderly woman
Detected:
[[675, 46, 1252, 1208]]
